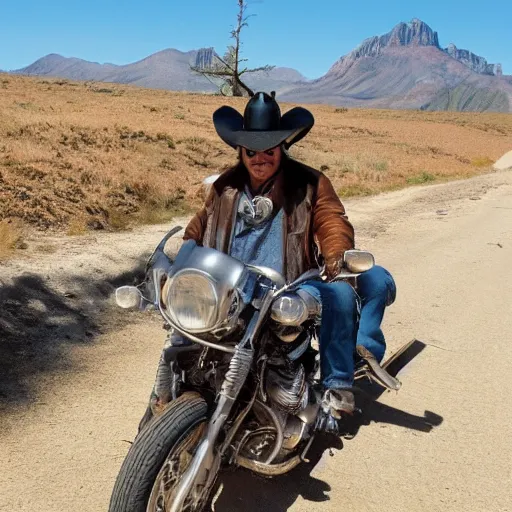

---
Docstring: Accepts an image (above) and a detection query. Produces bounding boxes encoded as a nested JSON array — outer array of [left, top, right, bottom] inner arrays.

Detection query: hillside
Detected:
[[1, 73, 511, 237], [422, 83, 511, 112]]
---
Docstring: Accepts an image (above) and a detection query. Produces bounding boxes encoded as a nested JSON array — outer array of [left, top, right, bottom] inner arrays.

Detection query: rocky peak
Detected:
[[193, 47, 222, 69], [348, 19, 439, 60], [444, 43, 502, 76], [387, 18, 440, 48], [194, 47, 214, 68], [326, 19, 439, 75], [327, 19, 503, 78]]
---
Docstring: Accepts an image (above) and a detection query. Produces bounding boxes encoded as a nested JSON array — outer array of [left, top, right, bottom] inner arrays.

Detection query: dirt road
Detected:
[[1, 171, 511, 512]]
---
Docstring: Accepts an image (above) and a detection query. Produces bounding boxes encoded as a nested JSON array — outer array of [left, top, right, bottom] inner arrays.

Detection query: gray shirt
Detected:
[[229, 189, 284, 275]]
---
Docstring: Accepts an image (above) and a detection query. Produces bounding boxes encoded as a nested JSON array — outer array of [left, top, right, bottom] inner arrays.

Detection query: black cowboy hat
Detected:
[[212, 91, 314, 152]]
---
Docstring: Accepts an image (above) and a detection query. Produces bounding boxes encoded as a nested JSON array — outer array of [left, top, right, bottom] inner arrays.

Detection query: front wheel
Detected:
[[109, 392, 209, 512]]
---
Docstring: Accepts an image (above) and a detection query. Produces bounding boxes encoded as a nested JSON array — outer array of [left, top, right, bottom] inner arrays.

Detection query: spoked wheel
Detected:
[[109, 392, 210, 512], [147, 422, 207, 511]]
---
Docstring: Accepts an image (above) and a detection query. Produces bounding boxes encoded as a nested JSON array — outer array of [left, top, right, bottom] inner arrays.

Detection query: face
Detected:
[[241, 146, 282, 190]]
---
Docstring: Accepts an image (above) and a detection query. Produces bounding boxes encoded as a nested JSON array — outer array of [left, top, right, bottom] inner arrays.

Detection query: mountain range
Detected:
[[12, 19, 512, 112], [13, 48, 306, 94]]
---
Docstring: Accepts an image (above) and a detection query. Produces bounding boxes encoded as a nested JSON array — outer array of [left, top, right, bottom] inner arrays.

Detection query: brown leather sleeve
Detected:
[[183, 209, 206, 244], [313, 174, 355, 278], [183, 188, 214, 244]]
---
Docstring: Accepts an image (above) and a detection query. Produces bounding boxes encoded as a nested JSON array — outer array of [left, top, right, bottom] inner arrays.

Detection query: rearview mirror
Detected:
[[344, 250, 375, 274], [115, 286, 143, 309]]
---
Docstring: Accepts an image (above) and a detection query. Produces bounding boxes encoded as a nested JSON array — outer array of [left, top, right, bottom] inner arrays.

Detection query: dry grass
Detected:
[[35, 243, 58, 254], [1, 73, 512, 234], [66, 216, 89, 236], [0, 219, 23, 260]]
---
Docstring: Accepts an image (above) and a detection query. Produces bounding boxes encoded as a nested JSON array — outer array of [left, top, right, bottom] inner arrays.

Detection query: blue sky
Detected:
[[1, 0, 510, 77]]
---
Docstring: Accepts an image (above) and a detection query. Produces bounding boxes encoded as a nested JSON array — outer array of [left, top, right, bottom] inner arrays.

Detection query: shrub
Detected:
[[471, 156, 493, 168], [406, 172, 436, 185], [337, 184, 373, 197], [372, 160, 389, 172]]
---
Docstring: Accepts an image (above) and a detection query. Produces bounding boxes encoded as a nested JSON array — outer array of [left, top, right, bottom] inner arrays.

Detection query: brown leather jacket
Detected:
[[184, 157, 354, 283]]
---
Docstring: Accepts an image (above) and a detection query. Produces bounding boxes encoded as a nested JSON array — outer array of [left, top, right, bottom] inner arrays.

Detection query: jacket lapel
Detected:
[[206, 160, 314, 283], [216, 187, 240, 253]]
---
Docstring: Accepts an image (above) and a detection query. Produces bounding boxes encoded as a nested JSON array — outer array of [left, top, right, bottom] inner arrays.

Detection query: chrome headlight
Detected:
[[166, 271, 219, 332], [271, 292, 309, 326]]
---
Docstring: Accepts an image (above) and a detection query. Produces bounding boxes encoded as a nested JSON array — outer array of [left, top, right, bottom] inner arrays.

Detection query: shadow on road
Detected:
[[1, 267, 444, 511], [213, 435, 343, 512], [216, 339, 443, 511], [0, 264, 145, 409]]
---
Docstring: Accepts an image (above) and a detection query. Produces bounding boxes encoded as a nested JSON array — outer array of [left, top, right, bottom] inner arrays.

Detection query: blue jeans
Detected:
[[300, 266, 396, 389], [357, 266, 396, 362]]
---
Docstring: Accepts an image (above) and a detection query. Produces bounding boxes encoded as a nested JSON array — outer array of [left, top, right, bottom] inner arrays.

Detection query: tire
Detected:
[[109, 392, 208, 512]]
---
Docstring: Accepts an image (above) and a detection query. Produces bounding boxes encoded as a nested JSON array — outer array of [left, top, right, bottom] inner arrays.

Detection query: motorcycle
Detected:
[[109, 226, 406, 512]]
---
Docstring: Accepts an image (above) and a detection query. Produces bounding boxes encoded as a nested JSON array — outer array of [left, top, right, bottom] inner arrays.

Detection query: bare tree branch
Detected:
[[190, 0, 274, 97], [214, 55, 234, 71], [239, 65, 275, 75], [191, 67, 232, 78]]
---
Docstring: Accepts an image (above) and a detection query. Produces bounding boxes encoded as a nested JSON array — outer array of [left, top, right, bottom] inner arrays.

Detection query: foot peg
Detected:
[[355, 345, 401, 391], [316, 405, 363, 436]]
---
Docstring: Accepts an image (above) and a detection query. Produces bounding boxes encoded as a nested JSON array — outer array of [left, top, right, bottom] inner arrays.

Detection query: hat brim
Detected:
[[213, 105, 314, 151]]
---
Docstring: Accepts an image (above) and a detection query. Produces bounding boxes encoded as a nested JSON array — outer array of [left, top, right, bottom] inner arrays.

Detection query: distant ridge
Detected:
[[14, 48, 306, 95], [12, 19, 511, 112]]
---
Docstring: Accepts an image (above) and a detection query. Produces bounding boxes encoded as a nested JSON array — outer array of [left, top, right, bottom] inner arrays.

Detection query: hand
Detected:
[[324, 257, 343, 280]]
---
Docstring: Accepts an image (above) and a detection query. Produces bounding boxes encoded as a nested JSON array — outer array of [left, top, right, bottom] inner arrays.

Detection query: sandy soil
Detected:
[[1, 171, 511, 512]]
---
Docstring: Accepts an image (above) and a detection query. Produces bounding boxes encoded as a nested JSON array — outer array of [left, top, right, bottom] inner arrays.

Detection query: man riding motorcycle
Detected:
[[147, 91, 396, 423]]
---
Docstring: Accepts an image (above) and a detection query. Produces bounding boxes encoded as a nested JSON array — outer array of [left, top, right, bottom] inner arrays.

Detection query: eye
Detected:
[[245, 149, 256, 158], [264, 149, 275, 156]]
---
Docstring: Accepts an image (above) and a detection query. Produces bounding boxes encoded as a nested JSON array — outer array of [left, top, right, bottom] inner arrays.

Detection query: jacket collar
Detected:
[[214, 158, 295, 214]]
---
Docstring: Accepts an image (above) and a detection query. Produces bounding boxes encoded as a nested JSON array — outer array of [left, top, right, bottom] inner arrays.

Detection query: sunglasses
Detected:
[[244, 148, 277, 158]]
